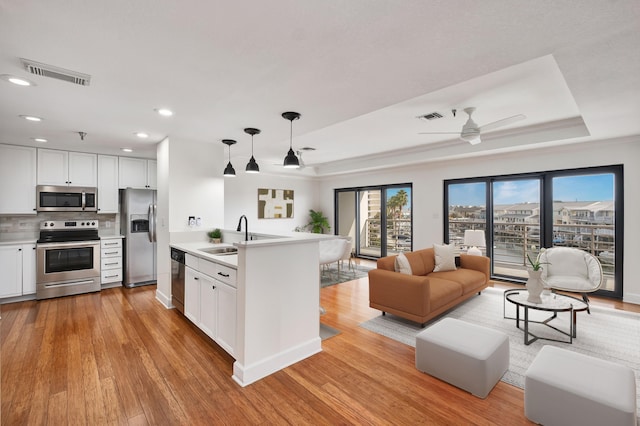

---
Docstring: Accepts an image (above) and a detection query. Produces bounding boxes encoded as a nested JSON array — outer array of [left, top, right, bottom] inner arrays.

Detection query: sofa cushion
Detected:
[[433, 243, 457, 272], [394, 252, 413, 275], [428, 278, 464, 311], [405, 250, 428, 276], [429, 269, 487, 294]]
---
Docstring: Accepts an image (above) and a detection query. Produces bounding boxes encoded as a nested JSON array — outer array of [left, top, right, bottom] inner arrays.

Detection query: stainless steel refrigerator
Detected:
[[120, 188, 157, 287]]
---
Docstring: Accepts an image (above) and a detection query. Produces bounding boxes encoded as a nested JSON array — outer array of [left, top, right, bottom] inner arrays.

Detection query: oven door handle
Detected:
[[37, 241, 100, 249]]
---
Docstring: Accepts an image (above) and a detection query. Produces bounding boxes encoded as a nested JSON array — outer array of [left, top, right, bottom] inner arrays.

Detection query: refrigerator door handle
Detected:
[[152, 204, 157, 242], [148, 204, 154, 243]]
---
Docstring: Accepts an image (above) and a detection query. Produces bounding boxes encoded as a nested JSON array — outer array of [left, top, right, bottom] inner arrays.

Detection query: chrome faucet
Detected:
[[236, 215, 248, 241]]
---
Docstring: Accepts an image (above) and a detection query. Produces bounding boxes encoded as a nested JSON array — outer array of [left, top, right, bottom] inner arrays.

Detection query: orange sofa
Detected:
[[368, 248, 490, 326]]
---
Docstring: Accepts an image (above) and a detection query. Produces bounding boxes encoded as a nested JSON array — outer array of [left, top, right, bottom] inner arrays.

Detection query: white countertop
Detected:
[[0, 233, 38, 245], [170, 242, 239, 268]]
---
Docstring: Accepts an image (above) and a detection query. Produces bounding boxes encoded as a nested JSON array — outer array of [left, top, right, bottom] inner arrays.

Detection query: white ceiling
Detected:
[[1, 1, 638, 176]]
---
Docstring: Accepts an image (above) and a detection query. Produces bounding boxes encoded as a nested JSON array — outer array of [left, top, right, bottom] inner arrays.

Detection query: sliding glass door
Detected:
[[444, 165, 623, 298], [335, 184, 412, 259]]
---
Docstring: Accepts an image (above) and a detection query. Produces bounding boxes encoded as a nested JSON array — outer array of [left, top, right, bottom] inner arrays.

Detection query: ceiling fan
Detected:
[[419, 107, 526, 145]]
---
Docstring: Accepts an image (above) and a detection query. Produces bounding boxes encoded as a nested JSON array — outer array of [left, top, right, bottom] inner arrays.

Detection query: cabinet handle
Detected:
[[104, 251, 118, 255], [218, 272, 229, 278], [105, 274, 119, 278], [194, 277, 199, 280], [18, 248, 22, 251], [104, 262, 119, 266], [104, 242, 118, 246], [212, 285, 216, 290]]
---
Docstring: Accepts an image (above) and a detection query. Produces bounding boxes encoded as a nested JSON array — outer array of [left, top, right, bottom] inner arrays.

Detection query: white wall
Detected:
[[317, 137, 640, 304], [155, 137, 225, 306], [155, 137, 171, 305], [224, 172, 321, 235], [168, 139, 225, 234]]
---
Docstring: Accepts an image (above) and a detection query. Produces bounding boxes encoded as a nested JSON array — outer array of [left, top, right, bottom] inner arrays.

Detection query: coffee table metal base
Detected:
[[504, 289, 588, 345]]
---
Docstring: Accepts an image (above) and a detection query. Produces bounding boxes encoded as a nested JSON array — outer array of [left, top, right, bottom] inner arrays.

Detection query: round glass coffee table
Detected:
[[504, 289, 588, 345]]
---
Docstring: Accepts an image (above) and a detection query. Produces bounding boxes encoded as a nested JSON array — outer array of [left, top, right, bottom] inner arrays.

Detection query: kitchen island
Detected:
[[171, 232, 330, 386]]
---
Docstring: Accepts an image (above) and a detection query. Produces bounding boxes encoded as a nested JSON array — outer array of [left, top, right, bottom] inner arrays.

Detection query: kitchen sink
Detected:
[[199, 246, 238, 255]]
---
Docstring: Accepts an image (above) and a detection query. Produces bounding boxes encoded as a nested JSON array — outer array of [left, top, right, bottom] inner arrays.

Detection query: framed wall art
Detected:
[[258, 188, 294, 219]]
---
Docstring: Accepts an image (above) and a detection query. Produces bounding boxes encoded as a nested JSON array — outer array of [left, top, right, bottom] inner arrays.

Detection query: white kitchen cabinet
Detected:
[[118, 157, 156, 189], [184, 267, 201, 324], [0, 243, 36, 298], [216, 280, 236, 355], [199, 274, 217, 340], [182, 255, 236, 356], [0, 246, 23, 298], [100, 238, 123, 285], [22, 244, 36, 295], [0, 144, 37, 214], [97, 155, 119, 214], [37, 149, 97, 187]]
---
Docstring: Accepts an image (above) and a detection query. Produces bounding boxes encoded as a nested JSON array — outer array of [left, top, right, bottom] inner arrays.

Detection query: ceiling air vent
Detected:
[[417, 112, 444, 121], [21, 58, 91, 86]]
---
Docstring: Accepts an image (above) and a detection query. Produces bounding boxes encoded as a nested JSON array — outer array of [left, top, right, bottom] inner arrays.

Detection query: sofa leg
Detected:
[[478, 291, 481, 295], [382, 311, 386, 316]]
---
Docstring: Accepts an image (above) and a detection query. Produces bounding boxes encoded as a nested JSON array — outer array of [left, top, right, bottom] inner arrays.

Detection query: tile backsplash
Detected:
[[0, 212, 119, 239]]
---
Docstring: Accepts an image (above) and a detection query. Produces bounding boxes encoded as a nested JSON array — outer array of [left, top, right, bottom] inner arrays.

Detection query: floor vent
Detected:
[[21, 58, 91, 86], [417, 112, 444, 121]]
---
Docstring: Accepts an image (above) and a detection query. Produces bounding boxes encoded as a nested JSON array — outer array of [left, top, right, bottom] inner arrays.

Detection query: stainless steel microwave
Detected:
[[36, 185, 98, 212]]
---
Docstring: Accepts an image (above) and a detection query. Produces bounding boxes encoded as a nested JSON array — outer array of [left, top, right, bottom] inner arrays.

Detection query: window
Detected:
[[335, 184, 412, 259], [444, 165, 623, 298]]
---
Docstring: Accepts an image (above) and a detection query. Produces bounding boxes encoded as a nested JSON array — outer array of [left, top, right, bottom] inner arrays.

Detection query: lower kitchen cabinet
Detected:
[[100, 238, 123, 286], [184, 257, 236, 357], [0, 243, 36, 299]]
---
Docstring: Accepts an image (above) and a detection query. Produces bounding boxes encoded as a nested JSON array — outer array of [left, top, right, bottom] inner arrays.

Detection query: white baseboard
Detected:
[[623, 291, 640, 305], [232, 338, 322, 387], [155, 288, 172, 308]]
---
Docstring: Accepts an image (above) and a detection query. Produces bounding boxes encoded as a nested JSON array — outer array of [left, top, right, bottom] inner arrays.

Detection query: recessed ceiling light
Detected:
[[33, 138, 47, 143], [20, 115, 42, 122], [121, 148, 133, 153], [1, 74, 35, 86], [155, 108, 173, 117], [135, 132, 149, 138]]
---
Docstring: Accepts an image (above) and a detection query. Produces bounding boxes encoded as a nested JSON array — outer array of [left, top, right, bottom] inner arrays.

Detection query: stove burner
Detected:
[[37, 219, 100, 243]]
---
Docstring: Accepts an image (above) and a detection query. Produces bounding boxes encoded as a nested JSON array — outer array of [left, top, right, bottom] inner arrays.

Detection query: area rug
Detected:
[[320, 264, 372, 288], [320, 323, 341, 340], [360, 287, 640, 417]]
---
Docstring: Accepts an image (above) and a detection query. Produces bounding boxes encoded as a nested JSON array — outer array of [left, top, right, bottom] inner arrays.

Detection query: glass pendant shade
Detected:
[[282, 112, 301, 169], [221, 139, 237, 177]]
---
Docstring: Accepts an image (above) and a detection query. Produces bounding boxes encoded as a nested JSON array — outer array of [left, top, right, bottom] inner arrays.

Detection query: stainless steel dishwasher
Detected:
[[170, 248, 186, 314]]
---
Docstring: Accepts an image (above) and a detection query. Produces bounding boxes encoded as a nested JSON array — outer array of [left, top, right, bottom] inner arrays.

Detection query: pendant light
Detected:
[[244, 127, 261, 173], [282, 111, 301, 168], [222, 139, 237, 177]]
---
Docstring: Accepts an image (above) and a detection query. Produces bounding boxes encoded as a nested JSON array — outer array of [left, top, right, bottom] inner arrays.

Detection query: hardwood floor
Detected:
[[2, 272, 638, 425]]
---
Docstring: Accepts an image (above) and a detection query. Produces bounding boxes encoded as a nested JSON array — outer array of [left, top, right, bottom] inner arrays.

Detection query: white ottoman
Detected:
[[415, 317, 509, 399], [525, 345, 637, 426]]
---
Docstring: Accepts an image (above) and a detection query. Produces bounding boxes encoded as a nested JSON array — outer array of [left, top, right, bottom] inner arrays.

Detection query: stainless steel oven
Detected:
[[36, 220, 101, 300]]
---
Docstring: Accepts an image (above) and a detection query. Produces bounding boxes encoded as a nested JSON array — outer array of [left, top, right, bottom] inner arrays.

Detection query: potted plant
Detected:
[[525, 253, 549, 303], [307, 209, 330, 234], [208, 228, 222, 244]]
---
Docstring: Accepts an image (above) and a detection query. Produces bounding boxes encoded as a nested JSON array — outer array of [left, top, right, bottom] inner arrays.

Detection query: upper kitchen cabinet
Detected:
[[97, 155, 119, 214], [0, 144, 37, 214], [37, 149, 97, 187], [119, 157, 157, 189]]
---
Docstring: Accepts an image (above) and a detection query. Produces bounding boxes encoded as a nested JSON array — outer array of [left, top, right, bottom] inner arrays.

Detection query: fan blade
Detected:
[[418, 131, 462, 135], [478, 114, 525, 132]]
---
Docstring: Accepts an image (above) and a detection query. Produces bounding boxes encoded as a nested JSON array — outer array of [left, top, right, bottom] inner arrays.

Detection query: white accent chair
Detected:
[[319, 238, 350, 279], [538, 247, 603, 312]]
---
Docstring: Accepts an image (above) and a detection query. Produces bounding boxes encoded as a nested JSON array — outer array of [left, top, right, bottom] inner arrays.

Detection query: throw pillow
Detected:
[[394, 252, 413, 275], [433, 243, 457, 272]]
